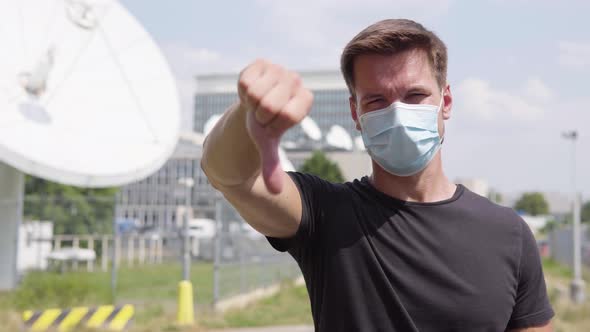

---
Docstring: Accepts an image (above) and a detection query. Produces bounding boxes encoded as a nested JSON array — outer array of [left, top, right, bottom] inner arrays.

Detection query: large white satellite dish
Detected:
[[0, 0, 181, 187], [326, 125, 353, 151], [280, 140, 297, 150], [300, 116, 322, 141], [203, 114, 222, 137], [354, 135, 366, 151], [278, 147, 295, 172], [0, 0, 180, 290]]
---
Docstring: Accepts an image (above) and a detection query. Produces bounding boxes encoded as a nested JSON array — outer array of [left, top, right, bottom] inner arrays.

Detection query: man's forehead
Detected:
[[353, 50, 434, 94]]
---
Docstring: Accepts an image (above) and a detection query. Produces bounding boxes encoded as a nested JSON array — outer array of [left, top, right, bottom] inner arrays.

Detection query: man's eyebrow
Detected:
[[360, 93, 385, 101], [405, 84, 431, 93]]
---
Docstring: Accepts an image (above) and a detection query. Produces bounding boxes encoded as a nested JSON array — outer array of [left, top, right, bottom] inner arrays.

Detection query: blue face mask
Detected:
[[359, 94, 444, 177]]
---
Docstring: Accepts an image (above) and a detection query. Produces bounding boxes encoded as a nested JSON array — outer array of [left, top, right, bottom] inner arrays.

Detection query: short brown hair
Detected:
[[340, 19, 448, 97]]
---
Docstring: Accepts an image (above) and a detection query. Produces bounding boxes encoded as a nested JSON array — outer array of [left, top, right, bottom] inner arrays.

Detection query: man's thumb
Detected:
[[246, 111, 285, 194], [259, 137, 284, 194]]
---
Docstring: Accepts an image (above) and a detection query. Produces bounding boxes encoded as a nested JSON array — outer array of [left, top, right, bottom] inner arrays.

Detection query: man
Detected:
[[202, 19, 554, 331]]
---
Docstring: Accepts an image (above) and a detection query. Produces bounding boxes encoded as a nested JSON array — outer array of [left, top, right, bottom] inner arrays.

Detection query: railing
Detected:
[[49, 234, 165, 272]]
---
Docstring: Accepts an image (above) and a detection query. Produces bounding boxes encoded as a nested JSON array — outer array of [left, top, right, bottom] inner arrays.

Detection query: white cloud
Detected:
[[161, 43, 230, 74], [159, 43, 244, 130], [559, 41, 590, 68], [253, 0, 451, 69], [455, 78, 545, 122], [524, 77, 553, 101]]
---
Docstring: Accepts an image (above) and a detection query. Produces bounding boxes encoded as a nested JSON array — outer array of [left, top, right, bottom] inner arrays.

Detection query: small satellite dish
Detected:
[[326, 125, 353, 151], [278, 147, 295, 172], [354, 135, 366, 151], [280, 140, 297, 150], [300, 116, 322, 141], [0, 0, 181, 187], [203, 114, 222, 137]]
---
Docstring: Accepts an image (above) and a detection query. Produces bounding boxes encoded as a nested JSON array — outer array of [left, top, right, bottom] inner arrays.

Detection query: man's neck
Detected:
[[369, 153, 456, 203]]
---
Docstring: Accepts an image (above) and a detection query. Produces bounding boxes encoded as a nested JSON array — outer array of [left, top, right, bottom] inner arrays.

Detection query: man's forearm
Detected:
[[201, 102, 261, 189]]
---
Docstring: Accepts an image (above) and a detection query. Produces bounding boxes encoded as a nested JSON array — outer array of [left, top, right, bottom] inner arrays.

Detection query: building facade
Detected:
[[194, 71, 359, 146], [114, 132, 217, 232], [194, 70, 371, 180]]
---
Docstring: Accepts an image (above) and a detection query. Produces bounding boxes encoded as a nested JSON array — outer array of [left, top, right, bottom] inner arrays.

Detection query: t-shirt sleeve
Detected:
[[506, 220, 555, 330], [266, 171, 330, 255]]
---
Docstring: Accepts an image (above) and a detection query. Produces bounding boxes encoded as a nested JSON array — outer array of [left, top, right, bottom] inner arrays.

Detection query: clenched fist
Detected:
[[238, 59, 313, 194]]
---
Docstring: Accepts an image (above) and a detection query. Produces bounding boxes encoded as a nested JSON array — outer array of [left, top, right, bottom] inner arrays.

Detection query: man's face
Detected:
[[349, 49, 452, 136]]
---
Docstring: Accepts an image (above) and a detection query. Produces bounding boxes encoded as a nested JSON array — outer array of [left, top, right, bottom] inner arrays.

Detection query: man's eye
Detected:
[[404, 93, 427, 103]]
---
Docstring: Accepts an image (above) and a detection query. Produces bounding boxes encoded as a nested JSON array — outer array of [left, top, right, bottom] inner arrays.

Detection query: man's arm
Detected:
[[508, 320, 552, 332], [201, 59, 313, 238]]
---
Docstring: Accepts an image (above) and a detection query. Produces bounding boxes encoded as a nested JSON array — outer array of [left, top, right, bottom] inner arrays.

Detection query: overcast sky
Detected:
[[119, 0, 590, 197]]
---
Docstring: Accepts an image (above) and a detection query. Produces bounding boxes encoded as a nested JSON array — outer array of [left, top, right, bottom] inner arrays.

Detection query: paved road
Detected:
[[214, 325, 313, 332]]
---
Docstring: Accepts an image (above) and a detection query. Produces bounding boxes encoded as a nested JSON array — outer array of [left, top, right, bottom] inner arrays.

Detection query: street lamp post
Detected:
[[179, 177, 194, 281], [177, 177, 195, 325], [562, 130, 585, 304]]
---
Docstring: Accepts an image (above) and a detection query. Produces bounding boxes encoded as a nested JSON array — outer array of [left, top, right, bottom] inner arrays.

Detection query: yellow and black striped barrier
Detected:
[[22, 304, 134, 331]]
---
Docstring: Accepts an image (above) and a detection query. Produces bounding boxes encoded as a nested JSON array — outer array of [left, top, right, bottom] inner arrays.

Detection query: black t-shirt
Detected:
[[267, 172, 554, 332]]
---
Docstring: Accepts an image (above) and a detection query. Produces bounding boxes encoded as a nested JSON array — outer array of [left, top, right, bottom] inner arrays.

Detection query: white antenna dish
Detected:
[[203, 114, 222, 137], [326, 125, 353, 151], [0, 0, 181, 187], [354, 135, 365, 151], [278, 147, 295, 172], [0, 0, 181, 290], [300, 116, 322, 141], [280, 140, 297, 150]]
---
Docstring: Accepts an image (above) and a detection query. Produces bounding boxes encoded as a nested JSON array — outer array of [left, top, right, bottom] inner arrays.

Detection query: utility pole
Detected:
[[562, 130, 584, 304]]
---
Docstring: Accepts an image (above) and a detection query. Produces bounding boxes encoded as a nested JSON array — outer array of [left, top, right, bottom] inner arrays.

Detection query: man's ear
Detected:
[[350, 96, 361, 131], [442, 84, 452, 120]]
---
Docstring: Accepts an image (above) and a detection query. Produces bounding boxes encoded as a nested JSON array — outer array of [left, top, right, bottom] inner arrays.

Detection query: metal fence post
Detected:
[[101, 236, 108, 272], [72, 237, 80, 270], [54, 235, 61, 250], [139, 236, 145, 265], [87, 236, 94, 272], [213, 197, 222, 306], [127, 235, 134, 267]]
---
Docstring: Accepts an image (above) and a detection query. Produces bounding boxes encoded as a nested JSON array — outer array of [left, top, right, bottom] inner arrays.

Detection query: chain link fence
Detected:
[[212, 197, 300, 305], [10, 193, 301, 308]]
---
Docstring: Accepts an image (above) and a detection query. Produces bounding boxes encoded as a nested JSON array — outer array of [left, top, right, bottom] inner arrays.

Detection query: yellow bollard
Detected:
[[177, 280, 195, 325]]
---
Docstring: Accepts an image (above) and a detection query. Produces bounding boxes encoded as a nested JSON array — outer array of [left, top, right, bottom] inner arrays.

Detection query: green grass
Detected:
[[116, 263, 214, 306], [200, 281, 312, 329], [0, 262, 309, 331], [541, 258, 590, 332], [0, 263, 214, 312], [542, 257, 574, 280]]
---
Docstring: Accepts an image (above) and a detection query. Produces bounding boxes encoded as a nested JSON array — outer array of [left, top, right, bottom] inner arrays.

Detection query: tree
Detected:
[[582, 201, 590, 223], [514, 192, 549, 216], [24, 176, 118, 235], [488, 189, 503, 204], [299, 151, 345, 183]]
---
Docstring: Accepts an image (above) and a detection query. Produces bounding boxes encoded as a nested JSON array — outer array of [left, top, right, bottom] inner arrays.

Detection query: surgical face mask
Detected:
[[359, 93, 444, 177]]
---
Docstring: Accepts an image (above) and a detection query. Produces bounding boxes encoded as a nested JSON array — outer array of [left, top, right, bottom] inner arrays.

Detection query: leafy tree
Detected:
[[539, 219, 558, 235], [488, 189, 503, 204], [582, 201, 590, 223], [24, 176, 118, 235], [514, 192, 549, 216], [299, 151, 345, 183]]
